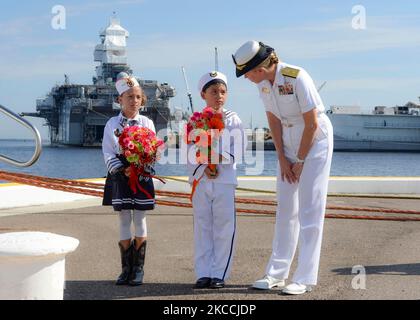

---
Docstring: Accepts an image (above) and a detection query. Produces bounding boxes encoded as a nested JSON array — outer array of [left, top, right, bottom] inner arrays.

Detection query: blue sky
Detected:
[[1, 0, 420, 139]]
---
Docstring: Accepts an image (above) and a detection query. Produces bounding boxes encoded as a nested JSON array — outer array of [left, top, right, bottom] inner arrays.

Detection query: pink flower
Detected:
[[118, 126, 163, 169]]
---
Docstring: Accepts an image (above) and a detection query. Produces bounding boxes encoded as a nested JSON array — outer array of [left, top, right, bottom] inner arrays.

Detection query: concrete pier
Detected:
[[1, 187, 420, 300]]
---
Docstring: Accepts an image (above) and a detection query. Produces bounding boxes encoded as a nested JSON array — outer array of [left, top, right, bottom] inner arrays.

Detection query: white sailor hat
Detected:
[[116, 75, 140, 95], [198, 71, 228, 93], [232, 41, 274, 77]]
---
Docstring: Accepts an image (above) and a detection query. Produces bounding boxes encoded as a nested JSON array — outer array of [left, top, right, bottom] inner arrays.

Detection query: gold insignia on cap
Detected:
[[236, 63, 246, 71], [210, 72, 218, 77], [262, 87, 270, 94], [126, 79, 134, 87], [281, 67, 300, 79]]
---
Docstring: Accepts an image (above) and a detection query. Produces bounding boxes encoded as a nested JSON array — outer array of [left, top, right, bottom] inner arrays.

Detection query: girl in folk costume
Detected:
[[187, 71, 246, 289], [102, 73, 156, 286]]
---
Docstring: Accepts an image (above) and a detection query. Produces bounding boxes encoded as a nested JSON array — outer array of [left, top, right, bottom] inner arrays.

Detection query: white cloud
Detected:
[[2, 13, 420, 79], [0, 0, 146, 37], [103, 14, 420, 72], [327, 77, 420, 91], [0, 16, 47, 36], [258, 15, 420, 60], [65, 0, 146, 16], [1, 59, 92, 78]]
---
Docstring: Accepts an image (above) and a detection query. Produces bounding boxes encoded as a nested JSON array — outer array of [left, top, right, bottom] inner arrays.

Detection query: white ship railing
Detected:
[[0, 104, 42, 167]]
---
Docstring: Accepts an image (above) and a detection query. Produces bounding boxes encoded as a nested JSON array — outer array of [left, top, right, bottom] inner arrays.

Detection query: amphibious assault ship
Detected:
[[326, 101, 420, 151], [22, 17, 176, 146]]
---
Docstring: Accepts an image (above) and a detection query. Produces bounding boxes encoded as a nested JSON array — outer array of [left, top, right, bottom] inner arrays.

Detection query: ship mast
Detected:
[[181, 66, 194, 113], [317, 81, 327, 92], [215, 47, 219, 71]]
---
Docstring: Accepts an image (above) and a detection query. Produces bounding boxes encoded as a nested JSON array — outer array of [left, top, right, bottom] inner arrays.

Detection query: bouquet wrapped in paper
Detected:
[[117, 126, 164, 195], [186, 107, 225, 199]]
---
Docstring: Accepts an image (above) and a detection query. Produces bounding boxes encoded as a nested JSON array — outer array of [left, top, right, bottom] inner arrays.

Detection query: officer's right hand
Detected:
[[279, 158, 297, 184]]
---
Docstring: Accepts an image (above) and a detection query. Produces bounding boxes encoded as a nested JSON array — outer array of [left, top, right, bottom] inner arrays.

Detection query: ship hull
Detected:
[[333, 139, 420, 151], [327, 113, 420, 152]]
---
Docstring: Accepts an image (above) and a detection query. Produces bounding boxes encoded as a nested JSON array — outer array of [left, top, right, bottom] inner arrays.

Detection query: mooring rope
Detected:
[[1, 170, 419, 222]]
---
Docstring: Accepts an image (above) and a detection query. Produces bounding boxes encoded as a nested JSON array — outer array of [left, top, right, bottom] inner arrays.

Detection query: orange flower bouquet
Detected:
[[186, 107, 225, 200]]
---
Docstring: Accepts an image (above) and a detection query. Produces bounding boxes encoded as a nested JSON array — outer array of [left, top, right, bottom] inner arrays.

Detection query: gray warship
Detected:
[[22, 17, 176, 147], [252, 100, 420, 152], [326, 101, 420, 151]]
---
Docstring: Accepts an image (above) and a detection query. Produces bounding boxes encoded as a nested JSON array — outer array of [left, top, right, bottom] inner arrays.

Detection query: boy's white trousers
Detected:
[[192, 181, 236, 281]]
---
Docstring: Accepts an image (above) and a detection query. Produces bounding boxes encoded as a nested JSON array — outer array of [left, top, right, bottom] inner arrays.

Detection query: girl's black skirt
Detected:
[[103, 171, 155, 211]]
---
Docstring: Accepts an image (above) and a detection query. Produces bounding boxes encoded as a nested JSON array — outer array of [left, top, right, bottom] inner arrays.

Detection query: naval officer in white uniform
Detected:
[[233, 41, 333, 295]]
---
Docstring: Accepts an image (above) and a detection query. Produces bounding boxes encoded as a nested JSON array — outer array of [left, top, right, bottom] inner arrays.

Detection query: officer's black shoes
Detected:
[[194, 277, 212, 289], [129, 240, 146, 286], [209, 278, 225, 289], [116, 242, 132, 285]]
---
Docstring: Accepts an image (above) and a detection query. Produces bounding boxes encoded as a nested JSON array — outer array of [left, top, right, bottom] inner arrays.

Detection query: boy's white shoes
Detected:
[[252, 275, 285, 290], [281, 283, 312, 295]]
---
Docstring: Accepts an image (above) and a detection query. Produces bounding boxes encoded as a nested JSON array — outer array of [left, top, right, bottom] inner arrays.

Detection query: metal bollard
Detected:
[[0, 232, 79, 300]]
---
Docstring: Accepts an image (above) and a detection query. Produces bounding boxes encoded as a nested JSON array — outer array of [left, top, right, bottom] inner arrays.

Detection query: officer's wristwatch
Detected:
[[296, 156, 305, 164]]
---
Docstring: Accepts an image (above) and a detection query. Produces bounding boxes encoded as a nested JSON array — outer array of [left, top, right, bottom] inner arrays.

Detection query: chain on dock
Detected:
[[1, 170, 420, 222]]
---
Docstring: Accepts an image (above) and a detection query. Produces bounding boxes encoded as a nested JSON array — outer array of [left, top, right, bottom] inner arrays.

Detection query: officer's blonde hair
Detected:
[[257, 52, 279, 69]]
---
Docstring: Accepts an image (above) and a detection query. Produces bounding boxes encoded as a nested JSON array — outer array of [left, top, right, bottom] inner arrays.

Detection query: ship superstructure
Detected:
[[22, 17, 176, 146]]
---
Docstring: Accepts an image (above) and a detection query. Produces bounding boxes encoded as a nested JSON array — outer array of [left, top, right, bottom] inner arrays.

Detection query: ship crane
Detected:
[[215, 47, 219, 71], [181, 66, 194, 113], [317, 81, 327, 92]]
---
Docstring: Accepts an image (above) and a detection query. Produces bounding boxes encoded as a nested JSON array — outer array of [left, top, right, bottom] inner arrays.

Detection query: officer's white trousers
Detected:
[[266, 115, 333, 285], [192, 181, 236, 280]]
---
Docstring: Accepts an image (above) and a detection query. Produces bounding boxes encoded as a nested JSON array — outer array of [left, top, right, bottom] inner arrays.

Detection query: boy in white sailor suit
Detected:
[[102, 72, 156, 286], [187, 71, 245, 289], [233, 41, 334, 295]]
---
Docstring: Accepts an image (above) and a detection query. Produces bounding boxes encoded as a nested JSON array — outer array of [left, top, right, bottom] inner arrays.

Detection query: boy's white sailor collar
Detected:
[[220, 108, 235, 118], [223, 108, 234, 116], [118, 112, 141, 126], [207, 107, 231, 115]]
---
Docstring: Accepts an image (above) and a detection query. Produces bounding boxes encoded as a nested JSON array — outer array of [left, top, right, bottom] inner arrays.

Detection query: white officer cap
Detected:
[[116, 76, 140, 95], [198, 71, 228, 93], [232, 40, 274, 77]]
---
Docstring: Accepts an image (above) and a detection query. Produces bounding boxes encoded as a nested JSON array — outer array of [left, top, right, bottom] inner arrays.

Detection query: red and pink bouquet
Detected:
[[185, 107, 225, 199], [118, 126, 164, 195]]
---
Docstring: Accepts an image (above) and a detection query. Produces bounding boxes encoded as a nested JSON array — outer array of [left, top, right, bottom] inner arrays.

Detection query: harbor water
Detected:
[[1, 139, 420, 181]]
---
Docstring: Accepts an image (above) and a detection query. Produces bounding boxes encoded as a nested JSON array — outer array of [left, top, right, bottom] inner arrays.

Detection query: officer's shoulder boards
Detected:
[[281, 67, 300, 79]]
